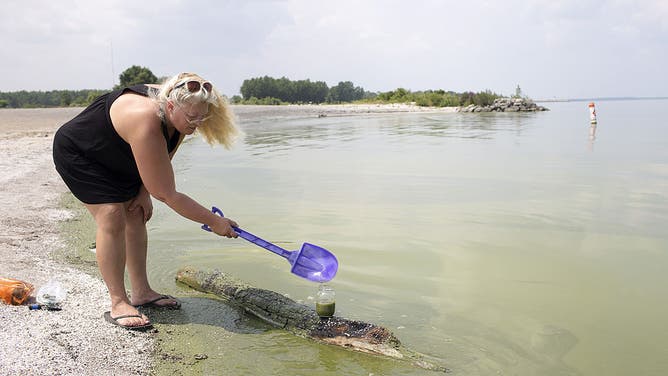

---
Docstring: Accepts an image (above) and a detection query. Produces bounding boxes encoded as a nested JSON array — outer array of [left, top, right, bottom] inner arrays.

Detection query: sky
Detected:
[[1, 0, 667, 99]]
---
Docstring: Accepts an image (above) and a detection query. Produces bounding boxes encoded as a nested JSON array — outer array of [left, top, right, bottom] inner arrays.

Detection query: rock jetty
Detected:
[[459, 97, 549, 112]]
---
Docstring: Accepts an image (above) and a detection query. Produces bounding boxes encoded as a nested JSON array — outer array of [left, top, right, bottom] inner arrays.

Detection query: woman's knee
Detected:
[[86, 203, 127, 235], [124, 205, 146, 227]]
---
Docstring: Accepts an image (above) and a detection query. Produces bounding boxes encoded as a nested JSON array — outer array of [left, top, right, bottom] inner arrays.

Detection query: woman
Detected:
[[53, 72, 239, 330]]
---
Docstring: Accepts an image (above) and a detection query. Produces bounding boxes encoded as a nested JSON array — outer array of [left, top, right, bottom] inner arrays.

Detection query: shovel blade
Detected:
[[290, 242, 338, 282]]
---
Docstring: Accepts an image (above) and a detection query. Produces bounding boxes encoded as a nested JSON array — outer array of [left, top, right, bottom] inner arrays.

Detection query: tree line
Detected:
[[236, 76, 369, 104], [0, 65, 506, 108], [236, 76, 503, 107], [0, 65, 159, 109], [0, 89, 107, 108], [372, 88, 503, 107]]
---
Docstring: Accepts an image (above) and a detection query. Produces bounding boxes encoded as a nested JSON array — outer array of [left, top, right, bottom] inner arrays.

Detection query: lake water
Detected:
[[144, 100, 668, 375], [24, 100, 667, 375]]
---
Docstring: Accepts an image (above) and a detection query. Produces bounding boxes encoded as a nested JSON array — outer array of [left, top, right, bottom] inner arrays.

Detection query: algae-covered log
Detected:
[[175, 266, 447, 372]]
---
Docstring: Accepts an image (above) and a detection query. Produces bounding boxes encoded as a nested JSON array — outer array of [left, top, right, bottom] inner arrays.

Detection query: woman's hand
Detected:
[[210, 216, 239, 238], [129, 186, 153, 223]]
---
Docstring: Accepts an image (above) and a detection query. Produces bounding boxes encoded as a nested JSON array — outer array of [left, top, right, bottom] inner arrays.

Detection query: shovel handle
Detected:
[[202, 207, 291, 259]]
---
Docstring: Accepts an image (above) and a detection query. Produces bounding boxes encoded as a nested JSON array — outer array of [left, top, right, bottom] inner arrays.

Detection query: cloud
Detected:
[[0, 0, 666, 98], [1, 1, 142, 89]]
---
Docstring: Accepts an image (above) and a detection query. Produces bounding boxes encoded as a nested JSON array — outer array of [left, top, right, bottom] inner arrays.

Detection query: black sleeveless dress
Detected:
[[53, 85, 181, 204]]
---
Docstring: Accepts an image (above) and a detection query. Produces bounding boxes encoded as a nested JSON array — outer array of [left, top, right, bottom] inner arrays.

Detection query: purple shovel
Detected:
[[202, 206, 338, 283]]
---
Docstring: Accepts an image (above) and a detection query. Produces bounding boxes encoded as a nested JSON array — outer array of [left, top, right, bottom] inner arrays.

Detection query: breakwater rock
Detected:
[[460, 98, 549, 113]]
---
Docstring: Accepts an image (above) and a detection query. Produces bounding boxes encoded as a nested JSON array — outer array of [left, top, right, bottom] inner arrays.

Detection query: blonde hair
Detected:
[[151, 72, 240, 149]]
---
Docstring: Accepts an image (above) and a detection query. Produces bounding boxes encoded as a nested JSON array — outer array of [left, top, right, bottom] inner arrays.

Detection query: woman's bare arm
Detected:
[[111, 95, 237, 237]]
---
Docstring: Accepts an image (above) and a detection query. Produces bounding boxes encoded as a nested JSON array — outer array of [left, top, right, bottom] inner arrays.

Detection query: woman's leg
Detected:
[[124, 203, 180, 308], [85, 203, 150, 327]]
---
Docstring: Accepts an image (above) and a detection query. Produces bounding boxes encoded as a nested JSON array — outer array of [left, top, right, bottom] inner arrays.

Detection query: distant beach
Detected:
[[232, 103, 459, 120]]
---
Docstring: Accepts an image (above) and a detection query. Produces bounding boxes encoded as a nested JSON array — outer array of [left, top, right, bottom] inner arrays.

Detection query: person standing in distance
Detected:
[[53, 72, 240, 330]]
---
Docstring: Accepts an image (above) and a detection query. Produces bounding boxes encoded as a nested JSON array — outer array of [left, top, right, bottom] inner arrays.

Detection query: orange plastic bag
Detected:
[[0, 277, 34, 305]]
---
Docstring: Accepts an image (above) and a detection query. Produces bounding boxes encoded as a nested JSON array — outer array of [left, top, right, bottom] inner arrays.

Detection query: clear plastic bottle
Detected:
[[315, 284, 335, 318], [35, 280, 66, 310]]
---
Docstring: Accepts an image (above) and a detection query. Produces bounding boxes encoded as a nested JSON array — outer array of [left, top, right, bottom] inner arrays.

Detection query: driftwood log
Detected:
[[175, 266, 447, 372]]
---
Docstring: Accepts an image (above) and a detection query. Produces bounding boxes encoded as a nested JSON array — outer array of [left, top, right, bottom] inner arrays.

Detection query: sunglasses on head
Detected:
[[173, 80, 213, 93]]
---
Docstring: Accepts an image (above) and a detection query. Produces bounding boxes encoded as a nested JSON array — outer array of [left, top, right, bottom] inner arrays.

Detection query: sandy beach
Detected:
[[0, 103, 457, 375], [0, 107, 155, 375]]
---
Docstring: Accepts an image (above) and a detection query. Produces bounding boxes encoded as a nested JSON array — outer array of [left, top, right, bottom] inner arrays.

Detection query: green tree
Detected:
[[459, 91, 475, 106], [327, 81, 365, 103], [115, 65, 158, 89], [473, 90, 499, 106], [240, 76, 332, 104], [60, 91, 72, 107], [0, 99, 8, 108]]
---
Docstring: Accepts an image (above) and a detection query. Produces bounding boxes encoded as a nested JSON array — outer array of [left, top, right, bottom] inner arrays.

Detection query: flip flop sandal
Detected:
[[104, 311, 153, 331], [133, 294, 182, 310]]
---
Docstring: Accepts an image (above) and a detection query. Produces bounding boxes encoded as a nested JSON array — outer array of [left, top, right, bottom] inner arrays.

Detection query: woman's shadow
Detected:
[[141, 294, 274, 335]]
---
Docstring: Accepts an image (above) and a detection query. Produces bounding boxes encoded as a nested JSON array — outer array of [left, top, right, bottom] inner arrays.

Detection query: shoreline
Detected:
[[0, 104, 458, 375], [232, 102, 460, 116]]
